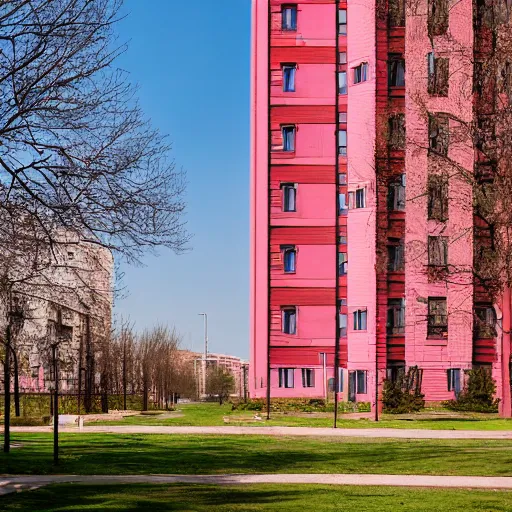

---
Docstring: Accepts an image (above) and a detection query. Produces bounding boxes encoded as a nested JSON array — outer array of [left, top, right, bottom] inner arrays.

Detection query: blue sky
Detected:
[[114, 1, 251, 358]]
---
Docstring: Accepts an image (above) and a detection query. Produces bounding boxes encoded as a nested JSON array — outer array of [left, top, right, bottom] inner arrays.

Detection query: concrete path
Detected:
[[2, 473, 512, 496], [9, 425, 512, 439]]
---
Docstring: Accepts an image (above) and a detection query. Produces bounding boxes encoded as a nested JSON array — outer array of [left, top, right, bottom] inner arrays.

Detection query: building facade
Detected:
[[250, 0, 512, 415], [3, 238, 113, 395]]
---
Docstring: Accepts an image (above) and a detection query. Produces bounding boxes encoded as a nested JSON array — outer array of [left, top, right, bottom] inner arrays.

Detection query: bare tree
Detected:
[[0, 0, 189, 262], [0, 0, 190, 447]]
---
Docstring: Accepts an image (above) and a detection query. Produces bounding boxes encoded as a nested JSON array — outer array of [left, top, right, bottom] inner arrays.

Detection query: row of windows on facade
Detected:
[[282, 1, 449, 38], [278, 367, 367, 395], [282, 301, 496, 339], [277, 107, 448, 157], [281, 176, 445, 221], [281, 233, 450, 279], [279, 366, 464, 394], [388, 0, 450, 35], [280, 53, 446, 95], [280, 184, 366, 213]]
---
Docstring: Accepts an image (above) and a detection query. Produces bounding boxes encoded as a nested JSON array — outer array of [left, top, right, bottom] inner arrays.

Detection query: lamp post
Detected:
[[198, 313, 208, 397]]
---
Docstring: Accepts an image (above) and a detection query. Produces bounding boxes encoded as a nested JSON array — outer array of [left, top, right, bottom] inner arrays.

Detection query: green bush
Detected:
[[444, 368, 500, 413], [10, 416, 50, 426], [382, 366, 425, 414], [231, 398, 370, 414]]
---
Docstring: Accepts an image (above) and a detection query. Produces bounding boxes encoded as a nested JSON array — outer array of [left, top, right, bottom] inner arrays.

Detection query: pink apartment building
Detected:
[[250, 0, 512, 415]]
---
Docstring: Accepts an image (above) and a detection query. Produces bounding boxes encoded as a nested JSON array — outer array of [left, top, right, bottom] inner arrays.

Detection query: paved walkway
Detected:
[[2, 473, 512, 496], [9, 425, 512, 439]]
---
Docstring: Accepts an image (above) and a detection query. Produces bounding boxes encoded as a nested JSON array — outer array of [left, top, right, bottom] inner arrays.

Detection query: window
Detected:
[[387, 299, 405, 335], [428, 53, 449, 96], [338, 234, 347, 245], [338, 71, 347, 95], [349, 188, 366, 209], [339, 173, 347, 185], [388, 241, 405, 271], [282, 64, 296, 92], [339, 52, 347, 64], [386, 365, 405, 382], [388, 114, 405, 149], [387, 174, 406, 210], [339, 252, 348, 275], [354, 62, 369, 84], [279, 368, 295, 388], [302, 368, 315, 388], [388, 55, 405, 87], [281, 183, 296, 212], [282, 307, 297, 334], [428, 297, 448, 338], [356, 370, 367, 394], [338, 9, 347, 35], [282, 5, 297, 31], [475, 306, 497, 338], [447, 368, 461, 393], [429, 113, 449, 156], [282, 125, 296, 152], [67, 251, 75, 260], [339, 312, 348, 337], [428, 236, 448, 266], [328, 368, 344, 392], [389, 0, 405, 26], [339, 112, 347, 124], [338, 130, 347, 156], [338, 192, 348, 214], [282, 246, 296, 273], [353, 309, 367, 330], [428, 0, 449, 36], [428, 174, 448, 221]]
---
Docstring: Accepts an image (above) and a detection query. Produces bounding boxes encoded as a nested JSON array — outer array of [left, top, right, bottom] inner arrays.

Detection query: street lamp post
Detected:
[[198, 313, 208, 397]]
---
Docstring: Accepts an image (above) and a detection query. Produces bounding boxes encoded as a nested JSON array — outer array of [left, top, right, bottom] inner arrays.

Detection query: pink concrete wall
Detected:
[[272, 124, 336, 166], [294, 4, 336, 44], [271, 305, 336, 345], [271, 64, 336, 105], [346, 0, 377, 407], [271, 184, 335, 225], [250, 0, 269, 397], [271, 244, 336, 288], [404, 0, 474, 398], [269, 366, 337, 398]]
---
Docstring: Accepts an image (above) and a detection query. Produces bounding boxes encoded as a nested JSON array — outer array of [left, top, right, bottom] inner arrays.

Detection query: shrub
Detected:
[[382, 366, 425, 414], [444, 367, 500, 413], [231, 398, 370, 414], [10, 416, 50, 426]]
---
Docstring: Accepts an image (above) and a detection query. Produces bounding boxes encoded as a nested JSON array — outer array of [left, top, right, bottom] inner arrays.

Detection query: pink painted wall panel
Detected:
[[271, 184, 335, 223], [295, 4, 336, 43], [250, 0, 269, 398], [271, 64, 336, 104], [346, 0, 377, 389], [271, 244, 336, 287], [269, 366, 335, 398]]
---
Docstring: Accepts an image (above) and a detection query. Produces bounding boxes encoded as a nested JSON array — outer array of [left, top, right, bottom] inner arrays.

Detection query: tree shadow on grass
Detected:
[[2, 434, 512, 477], [2, 484, 512, 512]]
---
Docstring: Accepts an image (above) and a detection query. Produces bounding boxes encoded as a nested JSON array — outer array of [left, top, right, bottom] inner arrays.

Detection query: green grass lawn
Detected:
[[2, 433, 512, 476], [89, 402, 512, 430], [2, 484, 512, 511]]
